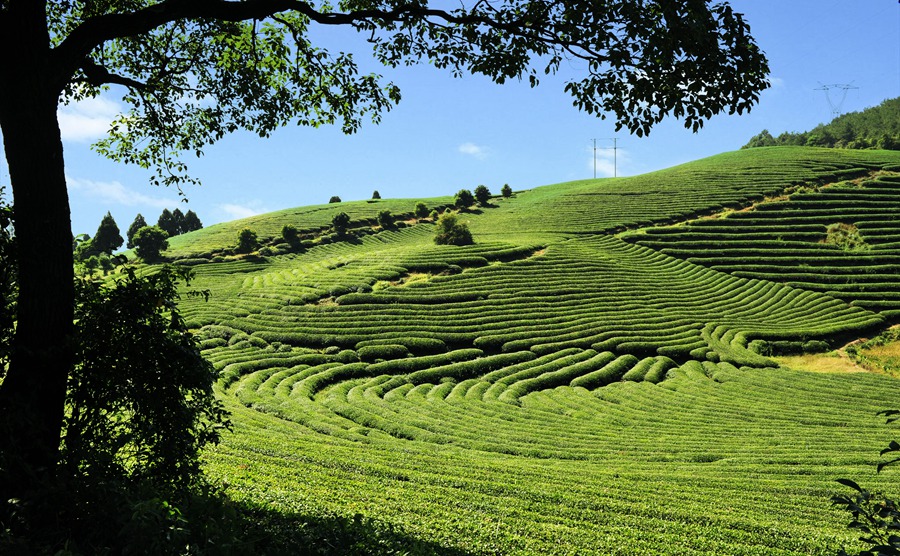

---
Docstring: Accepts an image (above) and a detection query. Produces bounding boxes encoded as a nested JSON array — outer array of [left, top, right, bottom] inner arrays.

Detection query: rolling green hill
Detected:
[[171, 146, 900, 554]]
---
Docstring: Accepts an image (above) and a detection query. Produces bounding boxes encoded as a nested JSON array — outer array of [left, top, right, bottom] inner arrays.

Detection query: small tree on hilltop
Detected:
[[332, 212, 351, 237], [126, 214, 147, 249], [92, 212, 124, 255], [415, 202, 430, 219], [377, 209, 394, 229], [474, 185, 491, 206], [372, 190, 381, 200], [132, 226, 169, 263], [236, 228, 259, 254], [329, 196, 342, 204], [434, 212, 473, 246], [455, 189, 475, 210], [501, 184, 513, 198]]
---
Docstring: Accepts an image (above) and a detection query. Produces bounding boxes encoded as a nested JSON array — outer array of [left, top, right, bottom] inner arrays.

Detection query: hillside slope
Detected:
[[173, 146, 900, 555]]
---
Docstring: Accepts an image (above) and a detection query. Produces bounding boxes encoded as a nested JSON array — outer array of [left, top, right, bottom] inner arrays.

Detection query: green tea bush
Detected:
[[570, 354, 639, 389], [358, 344, 411, 362], [408, 351, 536, 384], [367, 349, 484, 374]]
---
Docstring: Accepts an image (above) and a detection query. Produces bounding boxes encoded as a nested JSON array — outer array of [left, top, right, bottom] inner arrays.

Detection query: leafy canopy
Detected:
[[45, 0, 768, 187]]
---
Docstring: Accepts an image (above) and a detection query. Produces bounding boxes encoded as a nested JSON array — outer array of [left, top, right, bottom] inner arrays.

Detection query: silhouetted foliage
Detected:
[[501, 184, 513, 198], [415, 202, 430, 219], [1, 265, 229, 555], [329, 196, 342, 204], [834, 410, 900, 556], [372, 190, 381, 200], [0, 189, 14, 375]]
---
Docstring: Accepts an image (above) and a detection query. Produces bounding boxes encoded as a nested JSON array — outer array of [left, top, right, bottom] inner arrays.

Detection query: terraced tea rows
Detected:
[[627, 173, 900, 320], [174, 147, 900, 554]]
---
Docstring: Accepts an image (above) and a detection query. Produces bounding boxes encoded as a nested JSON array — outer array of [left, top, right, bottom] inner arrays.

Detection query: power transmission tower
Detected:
[[815, 83, 859, 118]]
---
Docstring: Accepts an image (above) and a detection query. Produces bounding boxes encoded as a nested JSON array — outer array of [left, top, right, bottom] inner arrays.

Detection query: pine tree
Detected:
[[182, 210, 203, 233], [157, 209, 178, 237], [126, 214, 147, 249], [171, 208, 186, 236], [92, 212, 124, 255]]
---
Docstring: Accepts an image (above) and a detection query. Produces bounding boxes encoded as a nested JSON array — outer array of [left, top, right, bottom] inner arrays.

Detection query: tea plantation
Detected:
[[170, 147, 900, 554]]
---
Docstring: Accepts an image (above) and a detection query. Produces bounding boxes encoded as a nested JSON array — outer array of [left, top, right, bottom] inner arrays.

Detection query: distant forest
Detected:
[[743, 97, 900, 150]]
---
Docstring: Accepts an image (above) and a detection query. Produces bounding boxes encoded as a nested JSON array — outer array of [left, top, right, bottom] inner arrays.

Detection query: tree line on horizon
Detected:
[[743, 97, 900, 151], [74, 208, 203, 267]]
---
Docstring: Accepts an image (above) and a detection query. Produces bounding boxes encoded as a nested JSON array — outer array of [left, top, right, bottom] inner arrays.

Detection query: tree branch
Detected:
[[79, 58, 148, 90], [52, 0, 545, 90]]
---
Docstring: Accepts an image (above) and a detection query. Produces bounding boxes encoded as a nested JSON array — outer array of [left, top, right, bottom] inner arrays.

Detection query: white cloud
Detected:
[[58, 96, 122, 142], [458, 142, 489, 160], [769, 76, 785, 89], [67, 175, 177, 208], [588, 145, 631, 178], [217, 202, 266, 220]]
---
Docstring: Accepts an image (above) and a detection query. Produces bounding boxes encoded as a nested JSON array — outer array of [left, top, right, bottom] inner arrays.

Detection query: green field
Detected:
[[171, 146, 900, 554]]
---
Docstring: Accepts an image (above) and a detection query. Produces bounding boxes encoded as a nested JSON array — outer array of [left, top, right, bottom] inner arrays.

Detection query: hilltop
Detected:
[[163, 146, 900, 555], [744, 96, 900, 150]]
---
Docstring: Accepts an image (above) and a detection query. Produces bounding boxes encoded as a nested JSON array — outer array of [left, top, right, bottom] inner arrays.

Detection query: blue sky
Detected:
[[5, 1, 900, 236]]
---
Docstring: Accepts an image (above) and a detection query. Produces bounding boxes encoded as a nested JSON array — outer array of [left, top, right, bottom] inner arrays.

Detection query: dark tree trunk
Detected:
[[0, 1, 74, 495]]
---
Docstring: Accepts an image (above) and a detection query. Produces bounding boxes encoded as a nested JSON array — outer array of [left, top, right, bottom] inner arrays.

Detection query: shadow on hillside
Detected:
[[235, 501, 481, 556]]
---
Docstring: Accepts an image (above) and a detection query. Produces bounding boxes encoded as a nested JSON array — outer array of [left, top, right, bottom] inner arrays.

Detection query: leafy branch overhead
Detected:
[[42, 0, 768, 186]]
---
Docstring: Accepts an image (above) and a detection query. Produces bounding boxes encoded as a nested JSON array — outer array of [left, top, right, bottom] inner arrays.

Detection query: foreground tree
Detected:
[[0, 190, 14, 374], [0, 0, 768, 497]]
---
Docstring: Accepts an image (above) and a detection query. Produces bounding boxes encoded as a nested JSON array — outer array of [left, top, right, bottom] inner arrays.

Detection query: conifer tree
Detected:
[[157, 209, 178, 237], [182, 210, 203, 233], [171, 208, 186, 236], [126, 214, 147, 249], [92, 212, 124, 255]]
